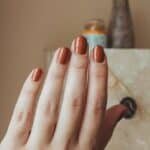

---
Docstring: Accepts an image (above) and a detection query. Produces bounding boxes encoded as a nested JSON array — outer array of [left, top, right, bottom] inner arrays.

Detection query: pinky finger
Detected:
[[4, 68, 43, 145]]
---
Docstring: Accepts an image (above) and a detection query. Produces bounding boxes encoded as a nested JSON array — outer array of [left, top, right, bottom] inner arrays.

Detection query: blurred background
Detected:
[[0, 0, 150, 140]]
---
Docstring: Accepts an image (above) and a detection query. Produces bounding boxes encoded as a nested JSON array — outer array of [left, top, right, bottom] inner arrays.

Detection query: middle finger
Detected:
[[51, 36, 88, 149]]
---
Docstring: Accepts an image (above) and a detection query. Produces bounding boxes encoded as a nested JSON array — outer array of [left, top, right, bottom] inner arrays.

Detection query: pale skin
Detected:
[[0, 36, 128, 150]]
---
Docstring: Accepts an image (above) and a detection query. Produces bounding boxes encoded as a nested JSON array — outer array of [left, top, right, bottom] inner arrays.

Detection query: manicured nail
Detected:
[[57, 47, 71, 64], [72, 36, 87, 54], [31, 68, 43, 82], [92, 46, 105, 63]]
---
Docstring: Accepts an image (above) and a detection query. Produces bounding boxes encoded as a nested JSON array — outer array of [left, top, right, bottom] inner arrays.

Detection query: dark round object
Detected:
[[120, 97, 137, 119]]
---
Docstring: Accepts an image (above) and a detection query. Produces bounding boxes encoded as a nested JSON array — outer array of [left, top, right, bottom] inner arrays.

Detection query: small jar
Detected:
[[82, 19, 107, 53]]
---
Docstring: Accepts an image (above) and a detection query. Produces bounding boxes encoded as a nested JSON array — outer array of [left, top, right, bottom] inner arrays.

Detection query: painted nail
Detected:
[[57, 47, 71, 64], [72, 36, 87, 54], [31, 68, 43, 82], [92, 46, 105, 63]]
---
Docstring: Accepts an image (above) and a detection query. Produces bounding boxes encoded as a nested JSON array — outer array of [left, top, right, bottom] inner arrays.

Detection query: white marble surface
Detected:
[[105, 50, 150, 150]]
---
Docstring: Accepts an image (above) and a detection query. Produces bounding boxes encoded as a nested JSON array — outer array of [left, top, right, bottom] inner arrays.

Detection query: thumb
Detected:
[[96, 104, 128, 149]]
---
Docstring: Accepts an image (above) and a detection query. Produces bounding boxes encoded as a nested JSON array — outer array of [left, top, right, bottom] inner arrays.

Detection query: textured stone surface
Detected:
[[105, 49, 150, 150]]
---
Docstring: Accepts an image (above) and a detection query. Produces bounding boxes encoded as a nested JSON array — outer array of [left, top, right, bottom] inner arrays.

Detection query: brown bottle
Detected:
[[108, 0, 135, 48]]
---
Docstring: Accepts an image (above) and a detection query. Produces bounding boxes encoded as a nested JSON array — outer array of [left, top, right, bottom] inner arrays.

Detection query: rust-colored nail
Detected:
[[72, 36, 87, 54], [31, 68, 43, 82], [92, 46, 105, 63], [57, 47, 71, 64]]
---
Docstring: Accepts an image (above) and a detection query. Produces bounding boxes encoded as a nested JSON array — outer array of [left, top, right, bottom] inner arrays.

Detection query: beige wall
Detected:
[[0, 0, 150, 140]]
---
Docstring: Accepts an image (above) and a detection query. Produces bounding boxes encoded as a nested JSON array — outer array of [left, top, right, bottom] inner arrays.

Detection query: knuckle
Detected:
[[72, 63, 87, 70], [71, 55, 88, 71], [15, 110, 24, 123], [94, 70, 106, 79], [93, 103, 104, 115], [91, 64, 108, 79], [24, 88, 36, 99], [23, 82, 38, 97], [42, 99, 59, 120], [16, 110, 32, 126], [92, 96, 106, 115], [44, 100, 58, 115], [51, 64, 66, 78], [51, 70, 65, 80], [71, 97, 82, 110], [14, 111, 32, 137]]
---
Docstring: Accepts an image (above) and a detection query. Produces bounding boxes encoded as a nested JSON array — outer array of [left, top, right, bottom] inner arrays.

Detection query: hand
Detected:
[[0, 36, 127, 150]]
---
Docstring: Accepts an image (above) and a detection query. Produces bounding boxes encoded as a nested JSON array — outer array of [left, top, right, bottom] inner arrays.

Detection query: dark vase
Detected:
[[107, 0, 135, 48]]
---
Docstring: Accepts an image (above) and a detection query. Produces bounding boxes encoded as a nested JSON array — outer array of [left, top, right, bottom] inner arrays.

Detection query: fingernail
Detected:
[[91, 46, 105, 63], [57, 47, 71, 64], [31, 68, 43, 82], [72, 36, 87, 54]]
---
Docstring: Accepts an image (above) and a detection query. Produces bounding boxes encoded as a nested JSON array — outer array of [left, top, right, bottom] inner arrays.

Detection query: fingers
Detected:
[[79, 46, 108, 149], [5, 68, 43, 144], [51, 36, 88, 149], [96, 104, 128, 149], [28, 48, 71, 146]]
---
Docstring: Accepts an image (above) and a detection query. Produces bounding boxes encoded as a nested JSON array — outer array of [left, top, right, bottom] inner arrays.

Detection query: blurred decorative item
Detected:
[[107, 0, 135, 48], [82, 19, 107, 53]]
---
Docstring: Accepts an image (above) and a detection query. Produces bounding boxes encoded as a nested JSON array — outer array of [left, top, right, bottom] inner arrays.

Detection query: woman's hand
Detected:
[[0, 36, 127, 150]]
